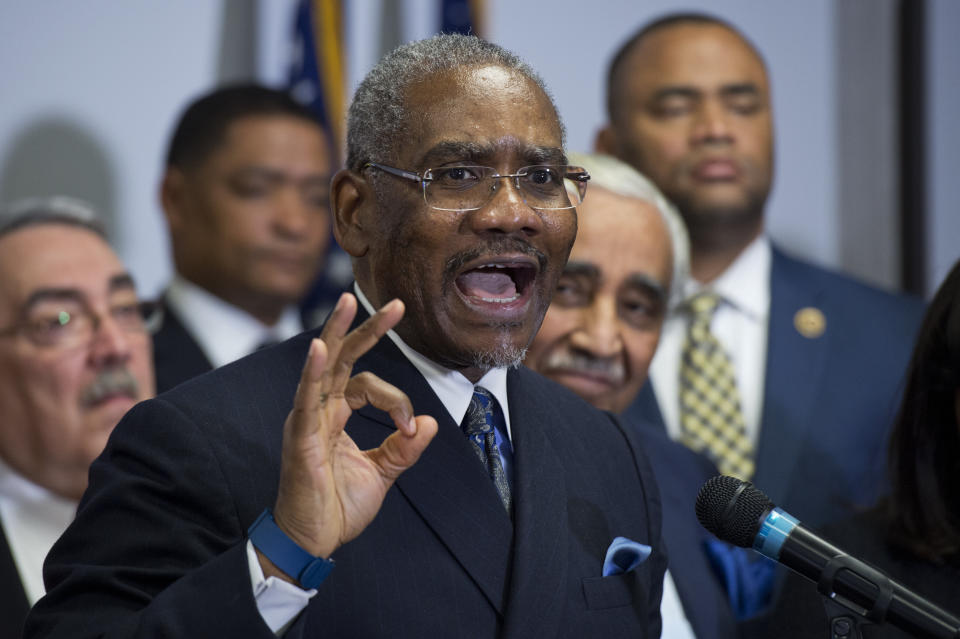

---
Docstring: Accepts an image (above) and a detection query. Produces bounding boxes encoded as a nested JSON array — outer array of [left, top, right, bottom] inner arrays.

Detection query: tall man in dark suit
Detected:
[[153, 85, 333, 392], [597, 13, 924, 528], [28, 35, 666, 638], [0, 197, 155, 637]]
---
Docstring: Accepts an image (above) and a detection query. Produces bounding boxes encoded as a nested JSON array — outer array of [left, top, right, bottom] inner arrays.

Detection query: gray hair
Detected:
[[346, 33, 565, 171], [567, 152, 690, 309], [0, 196, 106, 240]]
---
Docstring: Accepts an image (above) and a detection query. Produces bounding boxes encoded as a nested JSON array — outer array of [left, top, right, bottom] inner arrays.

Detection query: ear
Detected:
[[331, 168, 371, 258], [594, 125, 619, 155], [160, 168, 187, 232]]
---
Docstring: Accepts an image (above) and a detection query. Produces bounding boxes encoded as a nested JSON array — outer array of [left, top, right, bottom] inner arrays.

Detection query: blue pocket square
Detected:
[[602, 536, 652, 576]]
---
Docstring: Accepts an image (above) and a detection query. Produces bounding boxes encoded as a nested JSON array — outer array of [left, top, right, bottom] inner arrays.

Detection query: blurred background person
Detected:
[[0, 197, 155, 635], [597, 12, 925, 528], [768, 257, 960, 637], [526, 152, 755, 639], [153, 84, 333, 392]]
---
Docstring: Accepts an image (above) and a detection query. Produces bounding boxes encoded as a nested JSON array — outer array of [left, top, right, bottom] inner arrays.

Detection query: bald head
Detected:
[[599, 15, 774, 278]]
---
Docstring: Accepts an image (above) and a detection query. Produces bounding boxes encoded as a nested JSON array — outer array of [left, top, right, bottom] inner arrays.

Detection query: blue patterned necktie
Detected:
[[461, 386, 512, 515]]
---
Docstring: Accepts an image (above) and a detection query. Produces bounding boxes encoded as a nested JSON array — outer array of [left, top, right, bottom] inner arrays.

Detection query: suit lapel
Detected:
[[500, 369, 569, 638], [755, 248, 829, 502], [348, 317, 514, 614]]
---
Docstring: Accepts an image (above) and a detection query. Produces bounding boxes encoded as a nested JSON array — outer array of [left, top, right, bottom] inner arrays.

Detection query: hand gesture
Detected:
[[259, 293, 438, 581]]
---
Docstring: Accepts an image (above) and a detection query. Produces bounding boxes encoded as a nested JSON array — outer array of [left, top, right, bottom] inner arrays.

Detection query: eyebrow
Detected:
[[229, 166, 330, 186], [417, 140, 566, 169], [22, 273, 137, 311], [623, 273, 667, 303], [650, 82, 761, 102], [562, 261, 600, 279]]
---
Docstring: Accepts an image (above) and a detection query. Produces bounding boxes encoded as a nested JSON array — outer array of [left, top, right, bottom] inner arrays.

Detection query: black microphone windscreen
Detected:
[[696, 475, 775, 547]]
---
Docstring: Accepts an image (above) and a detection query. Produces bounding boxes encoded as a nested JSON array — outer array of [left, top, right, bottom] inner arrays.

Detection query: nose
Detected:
[[271, 187, 313, 239], [88, 312, 133, 367], [691, 98, 734, 145], [465, 176, 545, 237], [568, 296, 623, 359]]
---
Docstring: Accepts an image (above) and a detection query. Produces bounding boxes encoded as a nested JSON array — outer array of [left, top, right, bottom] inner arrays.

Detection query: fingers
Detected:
[[327, 298, 404, 390], [344, 372, 416, 435], [367, 415, 439, 482], [288, 338, 330, 439]]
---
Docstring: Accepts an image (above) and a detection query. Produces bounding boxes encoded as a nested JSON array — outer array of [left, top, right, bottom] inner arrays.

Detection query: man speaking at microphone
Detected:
[[27, 35, 666, 638]]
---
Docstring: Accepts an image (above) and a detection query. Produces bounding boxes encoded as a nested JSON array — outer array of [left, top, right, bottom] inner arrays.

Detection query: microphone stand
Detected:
[[815, 554, 960, 639], [821, 595, 872, 639]]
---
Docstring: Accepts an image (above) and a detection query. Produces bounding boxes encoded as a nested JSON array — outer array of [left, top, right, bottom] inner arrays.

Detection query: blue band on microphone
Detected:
[[752, 507, 798, 559]]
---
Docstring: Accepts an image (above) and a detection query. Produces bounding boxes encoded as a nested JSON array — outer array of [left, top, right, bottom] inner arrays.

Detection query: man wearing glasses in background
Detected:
[[29, 35, 665, 638], [0, 197, 155, 637]]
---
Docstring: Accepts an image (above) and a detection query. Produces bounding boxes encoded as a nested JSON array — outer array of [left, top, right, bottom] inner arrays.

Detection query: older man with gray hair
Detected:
[[0, 197, 155, 636]]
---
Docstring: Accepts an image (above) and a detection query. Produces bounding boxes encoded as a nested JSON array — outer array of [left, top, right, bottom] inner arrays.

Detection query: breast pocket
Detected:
[[581, 571, 644, 610]]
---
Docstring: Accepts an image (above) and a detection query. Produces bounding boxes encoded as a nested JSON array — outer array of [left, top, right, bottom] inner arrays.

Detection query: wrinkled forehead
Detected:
[[400, 65, 564, 168], [0, 225, 131, 317]]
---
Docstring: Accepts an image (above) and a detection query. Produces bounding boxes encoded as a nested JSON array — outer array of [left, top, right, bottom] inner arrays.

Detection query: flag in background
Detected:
[[289, 0, 352, 327], [440, 0, 485, 36], [289, 0, 346, 157]]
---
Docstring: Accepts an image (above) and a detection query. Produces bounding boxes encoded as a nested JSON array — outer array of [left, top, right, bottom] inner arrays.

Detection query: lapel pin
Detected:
[[793, 307, 826, 339]]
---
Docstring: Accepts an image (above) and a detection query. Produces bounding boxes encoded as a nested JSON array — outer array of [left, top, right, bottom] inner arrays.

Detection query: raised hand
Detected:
[[259, 293, 438, 582]]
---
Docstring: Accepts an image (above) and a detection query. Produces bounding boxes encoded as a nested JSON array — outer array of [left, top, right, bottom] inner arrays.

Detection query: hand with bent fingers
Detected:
[[257, 293, 438, 583]]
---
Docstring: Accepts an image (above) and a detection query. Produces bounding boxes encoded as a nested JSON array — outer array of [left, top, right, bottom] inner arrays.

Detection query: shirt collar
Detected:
[[683, 234, 771, 321], [352, 284, 511, 438], [0, 457, 76, 509], [165, 274, 303, 369]]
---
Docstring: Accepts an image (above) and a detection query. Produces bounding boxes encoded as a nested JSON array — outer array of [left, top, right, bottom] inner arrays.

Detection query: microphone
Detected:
[[696, 475, 960, 639]]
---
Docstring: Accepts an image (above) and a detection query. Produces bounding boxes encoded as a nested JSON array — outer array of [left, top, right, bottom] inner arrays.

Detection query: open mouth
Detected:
[[455, 260, 538, 308]]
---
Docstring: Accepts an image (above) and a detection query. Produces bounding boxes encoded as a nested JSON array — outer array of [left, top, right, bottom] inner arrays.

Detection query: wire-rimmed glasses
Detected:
[[364, 162, 590, 212]]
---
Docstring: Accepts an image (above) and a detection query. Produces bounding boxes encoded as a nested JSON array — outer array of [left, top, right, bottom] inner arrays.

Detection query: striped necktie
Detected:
[[678, 292, 755, 479]]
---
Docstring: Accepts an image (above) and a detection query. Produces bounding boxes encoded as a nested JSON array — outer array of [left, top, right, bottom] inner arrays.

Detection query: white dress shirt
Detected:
[[0, 459, 77, 605], [164, 275, 303, 369], [649, 235, 772, 446]]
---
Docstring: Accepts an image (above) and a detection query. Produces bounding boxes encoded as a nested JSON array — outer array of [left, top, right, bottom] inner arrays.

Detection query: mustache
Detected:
[[81, 367, 140, 406], [443, 237, 547, 279], [542, 349, 625, 385]]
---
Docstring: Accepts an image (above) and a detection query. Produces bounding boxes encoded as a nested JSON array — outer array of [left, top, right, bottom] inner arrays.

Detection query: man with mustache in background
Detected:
[[597, 13, 924, 529], [0, 197, 155, 636], [526, 152, 750, 639]]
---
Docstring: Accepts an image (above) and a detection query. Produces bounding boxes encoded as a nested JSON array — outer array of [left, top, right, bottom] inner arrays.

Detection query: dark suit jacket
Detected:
[[631, 424, 738, 639], [150, 301, 214, 394], [28, 312, 667, 638], [0, 518, 30, 639], [625, 246, 925, 528]]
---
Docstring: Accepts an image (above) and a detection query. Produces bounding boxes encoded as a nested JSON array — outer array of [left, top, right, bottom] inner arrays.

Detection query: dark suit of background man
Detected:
[[0, 197, 155, 637], [28, 34, 666, 638], [152, 85, 332, 392], [597, 13, 924, 528]]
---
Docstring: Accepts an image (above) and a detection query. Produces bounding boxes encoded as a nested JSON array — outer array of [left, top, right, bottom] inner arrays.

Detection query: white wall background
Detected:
[[927, 0, 960, 294], [0, 1, 955, 298]]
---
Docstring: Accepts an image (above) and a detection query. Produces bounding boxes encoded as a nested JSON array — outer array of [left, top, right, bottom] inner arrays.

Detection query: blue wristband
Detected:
[[248, 508, 334, 589]]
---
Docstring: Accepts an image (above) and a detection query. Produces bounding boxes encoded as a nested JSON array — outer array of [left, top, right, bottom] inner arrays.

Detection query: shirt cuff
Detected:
[[246, 539, 317, 635]]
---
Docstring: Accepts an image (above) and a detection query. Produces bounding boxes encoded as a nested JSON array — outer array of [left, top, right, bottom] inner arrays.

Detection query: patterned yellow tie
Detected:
[[679, 292, 755, 479]]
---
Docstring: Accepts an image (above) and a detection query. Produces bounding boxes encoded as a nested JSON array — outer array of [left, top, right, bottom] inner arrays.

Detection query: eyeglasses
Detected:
[[363, 162, 590, 212], [0, 300, 153, 349]]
